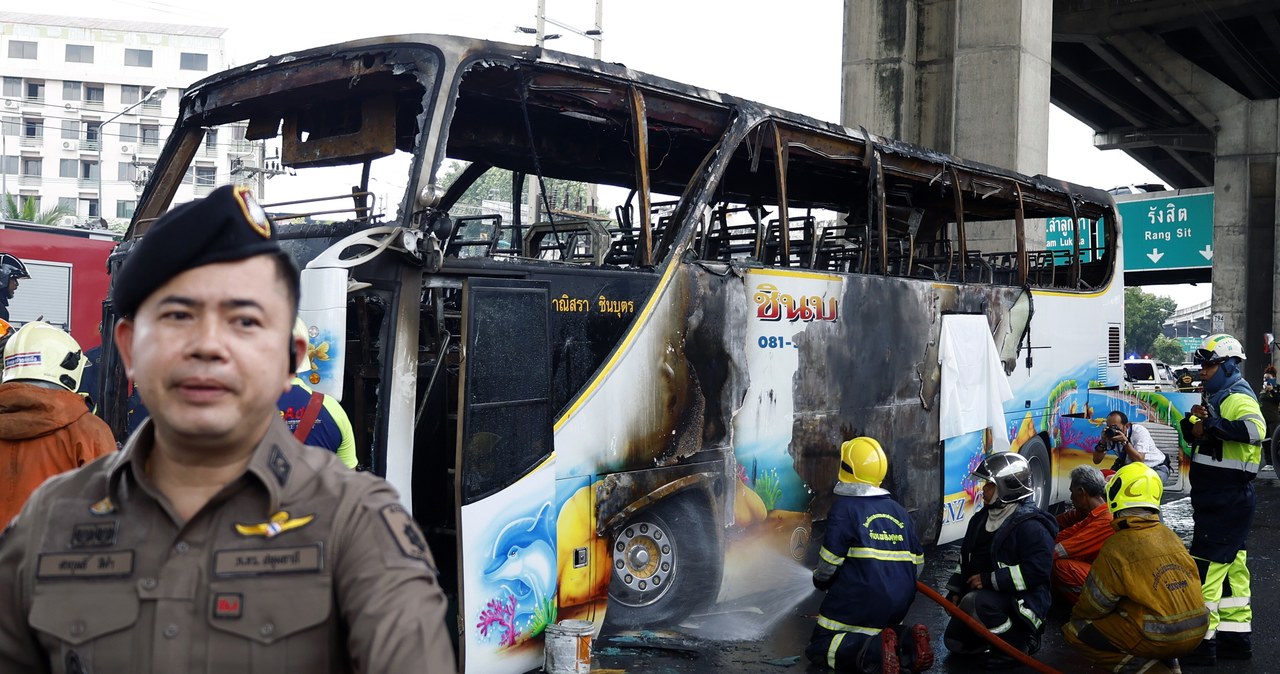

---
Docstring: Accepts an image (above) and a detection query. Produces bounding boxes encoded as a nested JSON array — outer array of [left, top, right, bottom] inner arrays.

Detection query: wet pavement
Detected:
[[584, 470, 1280, 673]]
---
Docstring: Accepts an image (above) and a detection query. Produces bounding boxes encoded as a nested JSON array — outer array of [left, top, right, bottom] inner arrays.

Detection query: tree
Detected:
[[0, 193, 73, 225], [437, 161, 599, 215], [1124, 287, 1177, 357], [1151, 335, 1187, 365]]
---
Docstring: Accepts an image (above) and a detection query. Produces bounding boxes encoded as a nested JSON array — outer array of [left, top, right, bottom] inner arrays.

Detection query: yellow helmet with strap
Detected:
[[2, 321, 86, 391], [1105, 462, 1163, 514], [838, 437, 888, 487]]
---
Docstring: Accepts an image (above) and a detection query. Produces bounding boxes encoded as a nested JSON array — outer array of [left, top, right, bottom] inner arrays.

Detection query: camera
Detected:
[[1106, 424, 1124, 438]]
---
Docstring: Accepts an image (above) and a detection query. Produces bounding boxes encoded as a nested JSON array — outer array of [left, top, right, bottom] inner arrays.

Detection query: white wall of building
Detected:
[[0, 12, 242, 228]]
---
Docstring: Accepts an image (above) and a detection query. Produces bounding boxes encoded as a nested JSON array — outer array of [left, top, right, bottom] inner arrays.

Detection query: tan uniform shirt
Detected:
[[0, 418, 456, 673]]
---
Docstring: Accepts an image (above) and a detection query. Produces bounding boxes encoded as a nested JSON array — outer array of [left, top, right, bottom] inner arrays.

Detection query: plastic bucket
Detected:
[[543, 619, 594, 674]]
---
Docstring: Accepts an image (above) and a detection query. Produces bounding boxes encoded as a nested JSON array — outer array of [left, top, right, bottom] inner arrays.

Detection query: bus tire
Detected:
[[605, 491, 723, 628], [1021, 437, 1052, 510]]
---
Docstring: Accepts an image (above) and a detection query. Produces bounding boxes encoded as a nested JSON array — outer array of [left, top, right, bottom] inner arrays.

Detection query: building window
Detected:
[[61, 120, 78, 140], [195, 165, 217, 186], [2, 77, 19, 97], [21, 157, 41, 176], [118, 123, 139, 142], [116, 200, 136, 218], [121, 85, 140, 105], [124, 48, 152, 67], [80, 160, 98, 181], [59, 159, 77, 178], [25, 81, 43, 102], [63, 81, 81, 102], [0, 117, 16, 136], [118, 162, 136, 182], [0, 156, 17, 175], [82, 198, 98, 218], [84, 84, 104, 107], [84, 121, 101, 142], [58, 196, 76, 212], [22, 118, 42, 138], [65, 45, 94, 64], [180, 52, 208, 71], [8, 41, 36, 60], [19, 194, 39, 210], [141, 125, 160, 147]]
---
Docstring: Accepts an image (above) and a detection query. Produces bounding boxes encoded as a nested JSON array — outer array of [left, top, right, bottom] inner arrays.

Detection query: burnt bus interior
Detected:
[[105, 40, 1116, 617]]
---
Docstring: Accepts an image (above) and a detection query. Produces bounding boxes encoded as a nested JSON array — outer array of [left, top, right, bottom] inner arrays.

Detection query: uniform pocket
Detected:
[[29, 584, 140, 673], [206, 574, 334, 672]]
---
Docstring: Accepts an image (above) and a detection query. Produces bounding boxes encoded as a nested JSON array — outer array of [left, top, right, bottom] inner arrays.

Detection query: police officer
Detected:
[[0, 253, 31, 321], [1180, 333, 1264, 665], [805, 437, 932, 673], [0, 185, 456, 672]]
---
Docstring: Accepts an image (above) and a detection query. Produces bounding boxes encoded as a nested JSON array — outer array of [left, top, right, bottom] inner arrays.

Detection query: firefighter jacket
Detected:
[[1054, 502, 1114, 562], [0, 382, 116, 525], [1071, 514, 1208, 656], [1192, 373, 1264, 487], [947, 501, 1058, 631], [813, 487, 924, 635]]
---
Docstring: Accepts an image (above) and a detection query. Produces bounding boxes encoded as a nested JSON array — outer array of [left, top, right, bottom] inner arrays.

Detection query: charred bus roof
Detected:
[[132, 33, 1114, 241]]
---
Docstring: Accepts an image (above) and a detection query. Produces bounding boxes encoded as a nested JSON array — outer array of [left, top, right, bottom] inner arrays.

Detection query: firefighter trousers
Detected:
[[1062, 620, 1185, 674], [1194, 549, 1252, 639]]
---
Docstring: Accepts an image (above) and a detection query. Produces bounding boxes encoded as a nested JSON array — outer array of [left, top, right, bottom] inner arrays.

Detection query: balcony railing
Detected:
[[18, 174, 40, 186], [19, 135, 42, 148], [78, 177, 98, 189], [203, 142, 218, 157], [141, 100, 162, 114], [82, 138, 101, 152], [194, 182, 215, 196], [23, 95, 43, 104], [138, 140, 160, 155], [82, 99, 104, 111], [228, 140, 255, 155]]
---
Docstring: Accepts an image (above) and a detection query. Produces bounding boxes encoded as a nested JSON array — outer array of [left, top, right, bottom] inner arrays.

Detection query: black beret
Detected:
[[112, 185, 280, 317]]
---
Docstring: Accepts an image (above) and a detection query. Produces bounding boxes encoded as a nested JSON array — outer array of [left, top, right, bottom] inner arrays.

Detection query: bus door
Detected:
[[456, 278, 558, 674]]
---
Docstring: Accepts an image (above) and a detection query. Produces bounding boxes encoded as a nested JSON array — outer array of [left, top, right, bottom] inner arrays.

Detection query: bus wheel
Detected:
[[1021, 437, 1052, 510], [606, 492, 722, 628]]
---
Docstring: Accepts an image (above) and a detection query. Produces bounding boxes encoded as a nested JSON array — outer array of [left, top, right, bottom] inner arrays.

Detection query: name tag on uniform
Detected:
[[36, 551, 134, 580], [213, 543, 323, 577]]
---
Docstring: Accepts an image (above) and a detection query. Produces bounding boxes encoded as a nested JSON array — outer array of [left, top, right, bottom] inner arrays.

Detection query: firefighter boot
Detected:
[[1217, 631, 1252, 660], [902, 624, 934, 672], [1182, 637, 1216, 667], [878, 627, 901, 673]]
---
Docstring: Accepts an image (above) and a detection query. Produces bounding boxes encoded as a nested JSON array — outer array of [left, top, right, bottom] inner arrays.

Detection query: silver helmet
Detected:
[[971, 452, 1033, 504]]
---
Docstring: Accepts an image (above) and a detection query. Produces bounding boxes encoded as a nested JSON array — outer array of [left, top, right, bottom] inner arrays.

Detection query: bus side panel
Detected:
[[1003, 284, 1123, 502]]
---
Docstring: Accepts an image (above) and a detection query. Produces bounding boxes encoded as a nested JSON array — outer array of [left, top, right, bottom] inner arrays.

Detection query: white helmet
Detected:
[[971, 452, 1034, 504], [2, 321, 87, 391], [1194, 333, 1246, 366]]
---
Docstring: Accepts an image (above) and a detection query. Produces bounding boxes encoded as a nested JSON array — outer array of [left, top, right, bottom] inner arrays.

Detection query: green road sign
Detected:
[[1118, 192, 1214, 272], [1177, 336, 1201, 353], [1042, 191, 1214, 272]]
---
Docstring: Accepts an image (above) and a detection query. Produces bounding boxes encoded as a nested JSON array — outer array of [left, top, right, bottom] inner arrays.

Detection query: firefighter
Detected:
[[1063, 463, 1208, 673], [806, 437, 933, 673], [943, 452, 1057, 669], [276, 317, 356, 468], [1051, 465, 1114, 605], [0, 253, 30, 322], [0, 321, 116, 525], [1179, 333, 1264, 664]]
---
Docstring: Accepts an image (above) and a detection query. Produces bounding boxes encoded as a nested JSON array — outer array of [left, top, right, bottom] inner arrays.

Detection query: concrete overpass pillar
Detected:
[[841, 0, 1051, 252], [1109, 31, 1279, 382]]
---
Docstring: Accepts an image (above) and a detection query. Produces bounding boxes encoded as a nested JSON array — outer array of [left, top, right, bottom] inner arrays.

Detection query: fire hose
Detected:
[[915, 581, 1063, 674]]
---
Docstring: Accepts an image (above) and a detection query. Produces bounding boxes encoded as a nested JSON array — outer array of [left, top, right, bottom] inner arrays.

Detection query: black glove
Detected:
[[813, 575, 833, 592]]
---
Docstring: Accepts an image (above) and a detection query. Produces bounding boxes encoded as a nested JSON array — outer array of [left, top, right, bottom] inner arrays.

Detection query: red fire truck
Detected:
[[0, 219, 119, 350]]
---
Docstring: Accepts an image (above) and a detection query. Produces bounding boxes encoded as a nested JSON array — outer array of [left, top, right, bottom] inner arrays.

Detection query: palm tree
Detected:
[[0, 193, 73, 225]]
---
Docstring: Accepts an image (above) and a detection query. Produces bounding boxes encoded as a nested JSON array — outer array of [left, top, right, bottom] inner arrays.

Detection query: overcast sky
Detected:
[[54, 0, 1205, 306]]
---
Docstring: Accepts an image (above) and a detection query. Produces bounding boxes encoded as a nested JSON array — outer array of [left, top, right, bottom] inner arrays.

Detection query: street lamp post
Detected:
[[97, 86, 166, 226]]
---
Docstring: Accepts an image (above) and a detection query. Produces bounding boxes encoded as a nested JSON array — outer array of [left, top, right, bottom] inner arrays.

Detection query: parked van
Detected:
[[1123, 358, 1178, 392]]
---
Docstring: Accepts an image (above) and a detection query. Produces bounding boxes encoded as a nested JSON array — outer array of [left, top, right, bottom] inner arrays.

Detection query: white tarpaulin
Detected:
[[939, 314, 1014, 451]]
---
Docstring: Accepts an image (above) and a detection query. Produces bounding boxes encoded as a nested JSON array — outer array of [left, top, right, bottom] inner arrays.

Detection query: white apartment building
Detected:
[[0, 12, 252, 228]]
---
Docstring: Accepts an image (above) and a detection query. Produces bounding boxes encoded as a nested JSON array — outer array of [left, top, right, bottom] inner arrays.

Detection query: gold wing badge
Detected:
[[235, 511, 314, 538]]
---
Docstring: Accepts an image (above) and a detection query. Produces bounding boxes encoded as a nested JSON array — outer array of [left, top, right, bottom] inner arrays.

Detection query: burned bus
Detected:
[[100, 34, 1136, 673]]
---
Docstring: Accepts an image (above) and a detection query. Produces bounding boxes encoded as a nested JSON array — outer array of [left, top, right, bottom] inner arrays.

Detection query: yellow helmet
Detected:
[[839, 437, 888, 487], [1105, 462, 1163, 514], [2, 321, 86, 391]]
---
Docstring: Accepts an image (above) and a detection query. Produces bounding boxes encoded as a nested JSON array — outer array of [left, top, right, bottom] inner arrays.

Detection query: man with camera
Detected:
[[1092, 411, 1170, 480]]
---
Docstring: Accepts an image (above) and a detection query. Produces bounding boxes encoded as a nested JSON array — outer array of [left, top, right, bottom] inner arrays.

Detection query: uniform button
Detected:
[[260, 623, 275, 637], [174, 541, 190, 554], [140, 577, 157, 590], [163, 624, 179, 639], [70, 621, 86, 637]]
